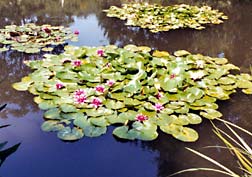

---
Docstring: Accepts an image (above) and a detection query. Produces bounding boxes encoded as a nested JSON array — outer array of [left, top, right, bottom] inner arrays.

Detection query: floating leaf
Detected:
[[44, 108, 61, 119], [25, 48, 40, 53], [41, 120, 65, 132], [12, 45, 252, 142], [174, 50, 191, 57], [60, 104, 78, 113], [172, 127, 199, 142], [200, 109, 223, 119], [0, 47, 8, 52], [57, 127, 84, 141], [104, 3, 227, 33], [0, 23, 78, 53], [153, 50, 170, 57]]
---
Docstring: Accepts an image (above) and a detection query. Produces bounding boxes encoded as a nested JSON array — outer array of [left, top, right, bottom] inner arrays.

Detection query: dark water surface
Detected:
[[0, 0, 252, 177]]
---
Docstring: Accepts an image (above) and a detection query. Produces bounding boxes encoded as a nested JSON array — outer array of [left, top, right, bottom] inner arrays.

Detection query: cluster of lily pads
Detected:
[[104, 3, 228, 33], [12, 45, 252, 141], [0, 23, 78, 53]]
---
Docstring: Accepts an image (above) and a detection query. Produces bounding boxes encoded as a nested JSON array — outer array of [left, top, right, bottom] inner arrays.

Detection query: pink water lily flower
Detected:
[[56, 83, 64, 90], [95, 85, 105, 93], [42, 27, 51, 34], [73, 89, 86, 104], [135, 114, 148, 121], [74, 89, 86, 97], [91, 98, 102, 108], [55, 36, 61, 42], [72, 60, 82, 67], [97, 49, 104, 57], [156, 92, 163, 99], [153, 103, 164, 112], [170, 73, 176, 79], [106, 80, 115, 87], [74, 96, 87, 104], [74, 30, 80, 35]]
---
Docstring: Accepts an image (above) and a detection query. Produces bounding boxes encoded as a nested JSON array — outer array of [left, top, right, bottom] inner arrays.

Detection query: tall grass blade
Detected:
[[168, 168, 239, 177], [185, 147, 239, 177]]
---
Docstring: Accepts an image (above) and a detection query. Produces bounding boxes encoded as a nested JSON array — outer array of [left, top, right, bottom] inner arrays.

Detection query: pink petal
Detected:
[[91, 98, 102, 108], [106, 80, 115, 87], [154, 103, 164, 112], [56, 83, 64, 90], [97, 49, 104, 57], [74, 30, 80, 35], [95, 85, 105, 93], [72, 60, 82, 67], [135, 114, 148, 121]]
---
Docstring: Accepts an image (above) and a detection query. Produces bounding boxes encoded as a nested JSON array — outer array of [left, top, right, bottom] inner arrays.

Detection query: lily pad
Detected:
[[0, 23, 78, 53], [41, 120, 65, 132], [12, 45, 252, 142], [200, 109, 223, 119], [104, 3, 228, 33], [57, 127, 84, 141]]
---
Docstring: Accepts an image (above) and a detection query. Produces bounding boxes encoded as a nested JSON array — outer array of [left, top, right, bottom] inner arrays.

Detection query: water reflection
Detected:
[[98, 0, 252, 72], [0, 106, 21, 168], [0, 0, 251, 177]]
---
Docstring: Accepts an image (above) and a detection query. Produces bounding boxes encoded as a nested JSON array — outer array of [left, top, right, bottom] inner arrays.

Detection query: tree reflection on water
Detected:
[[0, 1, 251, 177]]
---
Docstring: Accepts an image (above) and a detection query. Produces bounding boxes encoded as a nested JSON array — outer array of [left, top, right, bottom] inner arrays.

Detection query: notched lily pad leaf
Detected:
[[172, 127, 199, 142], [41, 120, 65, 132], [12, 76, 33, 91], [44, 108, 61, 119], [200, 109, 222, 119], [57, 127, 84, 141]]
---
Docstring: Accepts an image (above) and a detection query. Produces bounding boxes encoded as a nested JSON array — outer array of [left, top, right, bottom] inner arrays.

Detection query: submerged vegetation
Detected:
[[12, 44, 252, 141], [0, 23, 78, 53], [104, 3, 228, 33]]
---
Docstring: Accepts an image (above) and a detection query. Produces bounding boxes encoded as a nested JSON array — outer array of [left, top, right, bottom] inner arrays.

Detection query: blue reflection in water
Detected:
[[0, 110, 158, 177], [69, 15, 110, 47]]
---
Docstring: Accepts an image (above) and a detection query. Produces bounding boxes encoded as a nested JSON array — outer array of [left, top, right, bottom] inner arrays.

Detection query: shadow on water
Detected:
[[0, 104, 21, 168], [0, 0, 252, 177]]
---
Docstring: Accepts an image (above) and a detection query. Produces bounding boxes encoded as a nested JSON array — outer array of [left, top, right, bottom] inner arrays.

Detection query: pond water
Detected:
[[0, 0, 252, 177]]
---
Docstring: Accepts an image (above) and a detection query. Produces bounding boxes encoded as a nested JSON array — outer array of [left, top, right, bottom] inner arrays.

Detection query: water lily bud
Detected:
[[74, 30, 80, 35]]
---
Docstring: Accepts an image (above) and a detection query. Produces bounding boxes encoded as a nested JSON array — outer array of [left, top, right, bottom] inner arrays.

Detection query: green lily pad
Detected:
[[242, 88, 252, 94], [57, 127, 84, 141], [38, 100, 57, 110], [12, 45, 252, 142], [172, 127, 199, 142], [0, 47, 9, 52], [60, 104, 78, 113], [104, 3, 227, 33], [200, 109, 223, 119], [44, 108, 61, 119], [0, 23, 78, 53], [113, 121, 158, 141], [174, 50, 191, 57], [25, 48, 40, 53], [104, 100, 125, 110], [41, 120, 65, 132], [152, 50, 170, 57]]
